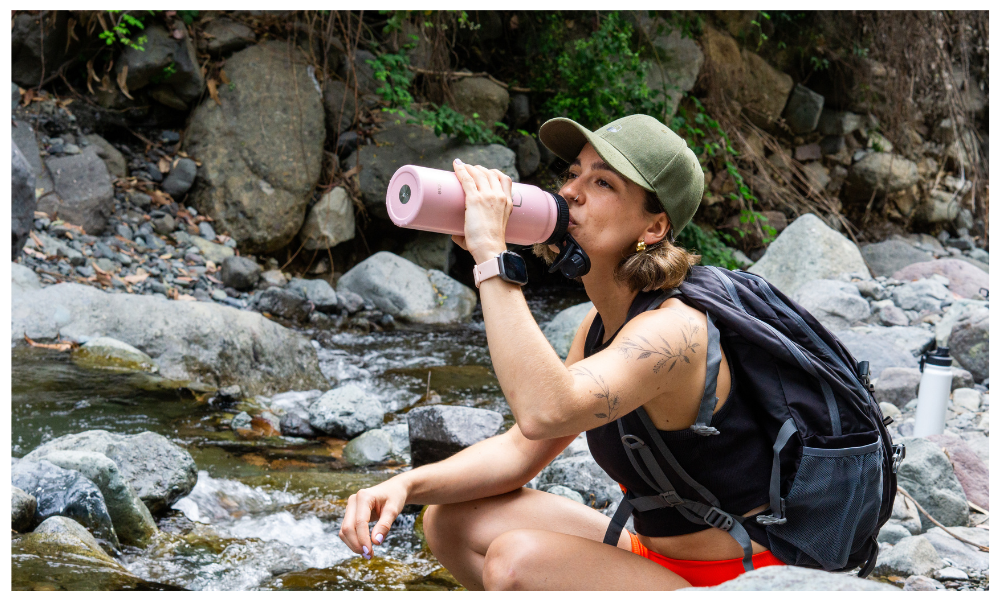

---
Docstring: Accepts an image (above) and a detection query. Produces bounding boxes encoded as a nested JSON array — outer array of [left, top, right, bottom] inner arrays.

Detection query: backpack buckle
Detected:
[[858, 360, 875, 395], [892, 443, 906, 473], [756, 500, 787, 525], [620, 435, 646, 450], [654, 490, 686, 507], [690, 423, 720, 436], [702, 506, 734, 531]]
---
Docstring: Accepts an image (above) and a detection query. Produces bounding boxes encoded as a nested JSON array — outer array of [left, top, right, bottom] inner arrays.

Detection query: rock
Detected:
[[873, 536, 945, 577], [38, 450, 158, 547], [345, 117, 518, 220], [842, 152, 919, 204], [879, 402, 901, 422], [12, 120, 54, 196], [877, 523, 911, 545], [783, 84, 825, 134], [643, 27, 704, 119], [11, 12, 69, 88], [343, 429, 393, 466], [231, 411, 252, 431], [450, 77, 509, 131], [950, 388, 982, 414], [935, 300, 988, 348], [12, 262, 42, 293], [794, 143, 822, 162], [948, 308, 988, 382], [890, 279, 953, 314], [922, 527, 989, 572], [116, 24, 204, 106], [510, 134, 540, 177], [686, 564, 898, 590], [11, 459, 119, 549], [400, 232, 454, 273], [818, 109, 864, 136], [407, 404, 503, 467], [903, 575, 945, 591], [339, 49, 380, 96], [173, 231, 234, 264], [510, 93, 530, 127], [260, 268, 288, 288], [161, 158, 198, 198], [833, 328, 919, 378], [81, 134, 126, 179], [322, 79, 358, 135], [202, 18, 256, 55], [220, 255, 261, 291], [12, 142, 36, 260], [40, 148, 115, 235], [71, 336, 158, 373], [337, 252, 476, 324], [31, 516, 117, 564], [23, 430, 197, 515], [287, 278, 340, 313], [279, 412, 316, 438], [861, 241, 933, 278], [543, 302, 594, 360], [384, 423, 411, 459], [890, 495, 923, 536], [841, 325, 935, 359], [12, 280, 327, 395], [254, 287, 313, 323], [537, 455, 620, 509], [299, 187, 355, 250], [792, 279, 870, 330], [874, 367, 922, 408], [801, 161, 830, 190], [544, 485, 586, 505], [913, 189, 961, 224], [186, 41, 325, 253], [12, 485, 37, 533], [934, 566, 969, 581], [925, 434, 988, 510], [748, 214, 870, 296], [897, 437, 969, 531], [307, 383, 384, 439]]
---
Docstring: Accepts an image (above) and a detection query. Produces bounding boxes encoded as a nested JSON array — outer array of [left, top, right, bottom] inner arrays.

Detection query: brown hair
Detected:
[[532, 190, 701, 291]]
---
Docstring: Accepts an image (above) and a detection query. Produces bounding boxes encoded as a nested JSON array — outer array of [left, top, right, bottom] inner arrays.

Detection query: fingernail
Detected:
[[374, 533, 384, 544], [362, 545, 369, 555], [454, 158, 464, 165], [364, 552, 371, 560]]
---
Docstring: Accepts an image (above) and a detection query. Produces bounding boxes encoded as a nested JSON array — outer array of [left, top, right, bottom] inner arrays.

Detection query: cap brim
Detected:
[[538, 118, 655, 193]]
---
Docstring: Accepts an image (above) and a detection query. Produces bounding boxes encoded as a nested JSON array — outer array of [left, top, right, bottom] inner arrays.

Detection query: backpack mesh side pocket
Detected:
[[767, 434, 883, 570]]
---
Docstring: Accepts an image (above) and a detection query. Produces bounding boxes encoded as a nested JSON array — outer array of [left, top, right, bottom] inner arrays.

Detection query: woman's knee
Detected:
[[481, 529, 547, 591]]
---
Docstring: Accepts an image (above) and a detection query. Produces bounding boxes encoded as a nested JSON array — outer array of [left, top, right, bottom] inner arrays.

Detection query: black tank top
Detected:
[[583, 290, 773, 547]]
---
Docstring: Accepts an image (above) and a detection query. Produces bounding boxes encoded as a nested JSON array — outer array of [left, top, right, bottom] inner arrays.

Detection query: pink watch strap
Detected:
[[473, 256, 501, 288]]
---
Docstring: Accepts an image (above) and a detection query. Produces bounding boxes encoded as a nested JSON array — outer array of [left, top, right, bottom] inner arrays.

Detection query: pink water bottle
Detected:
[[385, 165, 569, 246]]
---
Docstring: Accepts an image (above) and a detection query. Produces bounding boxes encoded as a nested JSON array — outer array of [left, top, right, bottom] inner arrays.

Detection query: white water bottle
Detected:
[[912, 347, 954, 437]]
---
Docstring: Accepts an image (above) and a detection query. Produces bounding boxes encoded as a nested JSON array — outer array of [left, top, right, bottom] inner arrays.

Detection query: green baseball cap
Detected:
[[538, 114, 705, 237]]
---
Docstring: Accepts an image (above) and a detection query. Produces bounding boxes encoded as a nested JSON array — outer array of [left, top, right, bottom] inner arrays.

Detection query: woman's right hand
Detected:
[[338, 478, 409, 560]]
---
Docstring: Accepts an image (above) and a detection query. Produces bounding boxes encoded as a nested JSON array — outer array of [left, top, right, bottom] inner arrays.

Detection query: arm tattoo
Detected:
[[615, 314, 701, 374], [573, 366, 621, 421]]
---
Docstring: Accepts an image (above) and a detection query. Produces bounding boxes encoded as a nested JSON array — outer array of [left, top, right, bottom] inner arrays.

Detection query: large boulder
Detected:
[[782, 84, 825, 134], [925, 434, 988, 510], [686, 564, 898, 590], [40, 148, 115, 234], [298, 186, 355, 250], [543, 302, 594, 359], [12, 141, 36, 260], [82, 134, 127, 179], [345, 117, 518, 220], [890, 279, 953, 314], [23, 430, 197, 516], [748, 213, 870, 295], [874, 367, 922, 408], [450, 77, 510, 131], [322, 79, 358, 135], [12, 485, 37, 533], [12, 262, 42, 293], [400, 232, 454, 273], [644, 28, 704, 119], [307, 384, 385, 439], [861, 240, 932, 278], [11, 12, 69, 88], [897, 437, 969, 531], [792, 279, 871, 330], [892, 259, 988, 300], [11, 281, 328, 395], [116, 24, 204, 107], [841, 325, 935, 358], [11, 459, 119, 549], [833, 327, 921, 378], [201, 17, 257, 56], [935, 299, 988, 347], [921, 527, 989, 573], [948, 307, 988, 383], [407, 404, 504, 467], [842, 152, 919, 204], [185, 41, 325, 253], [337, 252, 476, 324], [537, 455, 621, 509], [873, 536, 945, 578]]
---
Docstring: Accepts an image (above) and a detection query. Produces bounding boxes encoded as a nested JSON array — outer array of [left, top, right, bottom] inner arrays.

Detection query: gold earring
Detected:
[[636, 238, 646, 253]]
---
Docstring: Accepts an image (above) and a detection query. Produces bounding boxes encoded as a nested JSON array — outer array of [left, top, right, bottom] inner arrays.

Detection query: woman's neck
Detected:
[[582, 263, 639, 343]]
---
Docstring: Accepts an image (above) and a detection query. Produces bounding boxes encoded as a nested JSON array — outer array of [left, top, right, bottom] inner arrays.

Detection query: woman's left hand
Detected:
[[452, 159, 513, 264]]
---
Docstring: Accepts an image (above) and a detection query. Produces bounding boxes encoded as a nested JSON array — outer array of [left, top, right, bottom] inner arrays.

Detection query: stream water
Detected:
[[10, 286, 588, 590]]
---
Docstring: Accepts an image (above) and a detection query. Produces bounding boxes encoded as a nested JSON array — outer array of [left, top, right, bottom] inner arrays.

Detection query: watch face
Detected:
[[500, 252, 528, 285]]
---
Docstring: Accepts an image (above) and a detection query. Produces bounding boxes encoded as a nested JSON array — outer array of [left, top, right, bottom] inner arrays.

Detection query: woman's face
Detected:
[[557, 143, 663, 261]]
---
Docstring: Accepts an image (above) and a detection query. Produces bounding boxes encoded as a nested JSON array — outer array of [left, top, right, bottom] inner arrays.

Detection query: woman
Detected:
[[338, 114, 783, 590]]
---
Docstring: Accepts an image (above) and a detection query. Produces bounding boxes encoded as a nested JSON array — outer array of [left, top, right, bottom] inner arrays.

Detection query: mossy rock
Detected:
[[71, 337, 158, 373]]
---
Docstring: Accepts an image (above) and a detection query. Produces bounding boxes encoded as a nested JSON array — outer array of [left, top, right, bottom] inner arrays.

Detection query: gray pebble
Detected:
[[199, 221, 217, 241], [211, 289, 228, 301]]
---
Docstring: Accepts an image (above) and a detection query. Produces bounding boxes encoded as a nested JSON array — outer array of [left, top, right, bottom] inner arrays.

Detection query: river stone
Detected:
[[833, 327, 922, 378], [22, 430, 197, 515], [161, 158, 198, 198], [400, 232, 453, 272], [299, 187, 355, 250], [783, 84, 825, 134], [936, 300, 988, 348], [385, 423, 411, 459], [21, 231, 82, 264], [11, 459, 119, 550], [537, 454, 620, 509], [903, 575, 945, 591], [287, 278, 340, 313], [877, 523, 912, 545], [343, 429, 393, 466], [202, 17, 257, 55], [934, 567, 968, 581], [543, 302, 594, 360], [891, 494, 923, 536], [12, 142, 37, 261], [12, 280, 327, 395], [116, 24, 204, 105], [748, 214, 869, 295], [71, 336, 158, 373], [407, 404, 503, 467], [890, 279, 953, 314], [948, 308, 988, 383], [12, 485, 37, 533], [220, 255, 261, 291], [231, 411, 252, 431], [345, 116, 518, 220], [254, 286, 313, 323], [82, 134, 127, 179], [874, 367, 922, 408], [41, 148, 115, 235], [684, 564, 898, 591], [337, 252, 476, 325], [792, 279, 870, 330], [922, 527, 989, 572], [544, 485, 587, 505], [842, 152, 919, 204], [925, 434, 988, 510], [32, 516, 118, 565], [873, 535, 945, 578], [450, 76, 509, 132], [892, 259, 988, 300], [173, 227, 235, 267], [38, 450, 158, 547], [308, 383, 385, 439], [861, 241, 932, 278], [897, 437, 969, 531], [279, 412, 317, 438], [185, 41, 325, 253]]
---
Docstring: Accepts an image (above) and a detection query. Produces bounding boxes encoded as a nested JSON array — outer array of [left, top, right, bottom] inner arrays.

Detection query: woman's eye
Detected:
[[597, 179, 612, 189]]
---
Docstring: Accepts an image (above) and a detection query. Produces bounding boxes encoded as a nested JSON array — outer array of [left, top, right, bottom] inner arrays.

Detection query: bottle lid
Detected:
[[922, 346, 952, 368]]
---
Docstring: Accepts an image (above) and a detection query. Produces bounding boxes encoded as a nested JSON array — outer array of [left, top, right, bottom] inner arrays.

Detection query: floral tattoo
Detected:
[[573, 366, 621, 421], [615, 314, 701, 374]]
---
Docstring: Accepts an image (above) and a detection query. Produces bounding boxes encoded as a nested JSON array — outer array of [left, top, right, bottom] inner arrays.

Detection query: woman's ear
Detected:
[[646, 212, 671, 242]]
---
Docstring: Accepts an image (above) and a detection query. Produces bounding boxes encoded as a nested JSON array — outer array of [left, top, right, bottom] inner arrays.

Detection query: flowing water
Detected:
[[10, 286, 588, 590]]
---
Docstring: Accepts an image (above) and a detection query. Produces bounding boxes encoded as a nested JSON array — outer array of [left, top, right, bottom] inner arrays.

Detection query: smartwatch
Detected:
[[473, 251, 528, 288]]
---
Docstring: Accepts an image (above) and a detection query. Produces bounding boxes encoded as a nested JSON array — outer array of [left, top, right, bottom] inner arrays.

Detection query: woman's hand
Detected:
[[338, 478, 408, 560], [451, 159, 514, 264]]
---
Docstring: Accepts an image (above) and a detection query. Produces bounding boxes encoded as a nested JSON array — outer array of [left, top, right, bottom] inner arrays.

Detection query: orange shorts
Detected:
[[627, 531, 785, 587]]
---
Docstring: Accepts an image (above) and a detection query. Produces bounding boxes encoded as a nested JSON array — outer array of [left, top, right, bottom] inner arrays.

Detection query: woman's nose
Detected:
[[560, 184, 582, 204]]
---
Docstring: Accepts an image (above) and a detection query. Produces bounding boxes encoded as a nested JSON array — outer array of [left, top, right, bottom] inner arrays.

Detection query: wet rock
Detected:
[[254, 286, 314, 323], [279, 412, 317, 438], [407, 404, 503, 467], [792, 279, 871, 330], [202, 18, 256, 55], [31, 516, 118, 564], [337, 252, 476, 324], [308, 383, 385, 439], [71, 336, 158, 373], [903, 575, 945, 591], [287, 278, 340, 313], [877, 523, 911, 545], [299, 186, 355, 250], [783, 84, 825, 134], [948, 308, 988, 383], [22, 430, 198, 515], [12, 485, 37, 533], [343, 429, 393, 466], [161, 157, 198, 198], [685, 564, 898, 590], [874, 367, 922, 408], [12, 142, 36, 260], [842, 152, 919, 204], [231, 411, 253, 431], [543, 302, 594, 360], [450, 77, 509, 132], [11, 459, 119, 549], [861, 240, 932, 278], [873, 535, 945, 577], [537, 454, 620, 509], [748, 214, 869, 296], [890, 494, 923, 536], [82, 134, 127, 179], [38, 450, 158, 547], [40, 149, 115, 234], [186, 41, 325, 253], [922, 527, 989, 572], [897, 438, 969, 531], [925, 434, 988, 510], [220, 256, 261, 291], [892, 259, 988, 300], [116, 24, 204, 106]]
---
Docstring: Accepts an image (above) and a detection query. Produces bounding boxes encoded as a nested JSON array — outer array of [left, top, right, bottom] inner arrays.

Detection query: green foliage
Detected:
[[177, 10, 199, 26], [810, 55, 830, 71], [750, 11, 771, 50], [379, 10, 478, 35], [98, 10, 151, 51], [148, 62, 177, 85], [674, 223, 740, 270]]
